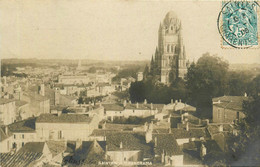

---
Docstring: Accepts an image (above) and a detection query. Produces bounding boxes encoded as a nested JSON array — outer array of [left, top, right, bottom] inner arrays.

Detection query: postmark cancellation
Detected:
[[218, 1, 260, 49]]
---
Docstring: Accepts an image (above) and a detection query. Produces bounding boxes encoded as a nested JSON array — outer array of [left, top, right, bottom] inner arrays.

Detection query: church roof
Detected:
[[165, 11, 178, 19], [163, 11, 179, 25]]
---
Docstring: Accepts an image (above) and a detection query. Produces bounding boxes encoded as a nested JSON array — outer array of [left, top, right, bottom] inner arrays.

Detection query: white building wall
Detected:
[[0, 101, 16, 125], [36, 123, 92, 141]]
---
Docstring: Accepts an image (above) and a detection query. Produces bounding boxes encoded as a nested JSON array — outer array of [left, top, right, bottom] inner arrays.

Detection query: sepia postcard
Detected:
[[0, 0, 259, 166]]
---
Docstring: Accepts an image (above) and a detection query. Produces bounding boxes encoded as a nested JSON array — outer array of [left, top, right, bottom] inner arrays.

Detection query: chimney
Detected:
[[136, 102, 139, 108], [54, 90, 60, 106], [179, 99, 182, 103], [145, 129, 152, 143], [244, 92, 247, 97], [186, 122, 189, 131], [161, 150, 165, 164], [123, 100, 127, 107], [175, 100, 178, 104], [144, 122, 148, 131], [57, 111, 62, 116], [120, 141, 123, 149], [206, 119, 209, 125], [219, 124, 223, 132], [40, 84, 45, 96], [200, 144, 207, 159], [171, 99, 173, 104], [144, 99, 147, 104], [150, 103, 153, 110], [154, 137, 157, 147], [5, 126, 8, 135]]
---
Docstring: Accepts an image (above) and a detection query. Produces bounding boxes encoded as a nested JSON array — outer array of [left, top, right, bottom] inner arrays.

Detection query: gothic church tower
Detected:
[[154, 11, 187, 84]]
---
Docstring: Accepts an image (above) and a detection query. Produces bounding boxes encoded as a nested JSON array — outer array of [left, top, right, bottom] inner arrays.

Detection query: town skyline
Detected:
[[0, 0, 259, 63], [1, 1, 260, 166]]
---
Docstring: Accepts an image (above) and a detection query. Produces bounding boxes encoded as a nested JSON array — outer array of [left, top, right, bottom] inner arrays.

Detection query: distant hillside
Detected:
[[1, 58, 149, 68], [229, 63, 260, 71]]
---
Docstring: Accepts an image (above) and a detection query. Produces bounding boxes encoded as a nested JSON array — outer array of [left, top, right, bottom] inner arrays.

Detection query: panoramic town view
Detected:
[[0, 1, 260, 167]]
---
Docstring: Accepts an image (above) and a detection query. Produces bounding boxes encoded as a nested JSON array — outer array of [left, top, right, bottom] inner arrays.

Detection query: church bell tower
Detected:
[[155, 11, 187, 84]]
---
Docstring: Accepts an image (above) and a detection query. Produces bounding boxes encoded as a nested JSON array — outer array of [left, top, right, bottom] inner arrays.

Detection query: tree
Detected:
[[150, 55, 155, 76], [88, 66, 96, 73], [247, 74, 260, 96], [186, 53, 229, 118], [143, 64, 149, 80], [129, 81, 146, 102], [228, 96, 260, 166], [227, 71, 252, 96]]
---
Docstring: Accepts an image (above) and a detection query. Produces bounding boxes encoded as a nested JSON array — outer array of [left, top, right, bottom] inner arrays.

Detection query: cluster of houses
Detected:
[[0, 63, 251, 167], [0, 82, 249, 167]]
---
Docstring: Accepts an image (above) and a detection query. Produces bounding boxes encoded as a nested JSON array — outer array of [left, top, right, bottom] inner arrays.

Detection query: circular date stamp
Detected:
[[217, 1, 259, 48]]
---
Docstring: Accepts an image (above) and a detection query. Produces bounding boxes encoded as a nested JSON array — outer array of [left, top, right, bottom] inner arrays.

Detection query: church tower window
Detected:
[[171, 45, 174, 52], [167, 45, 170, 53]]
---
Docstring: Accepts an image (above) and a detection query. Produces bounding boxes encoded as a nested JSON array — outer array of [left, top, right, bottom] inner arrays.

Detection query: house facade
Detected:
[[0, 98, 16, 125], [36, 114, 99, 141], [212, 96, 248, 123]]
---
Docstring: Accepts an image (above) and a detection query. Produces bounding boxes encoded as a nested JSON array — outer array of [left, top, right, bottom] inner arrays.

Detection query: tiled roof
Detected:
[[212, 96, 248, 102], [204, 140, 222, 153], [0, 98, 15, 105], [8, 118, 36, 133], [125, 103, 164, 110], [24, 92, 49, 102], [182, 105, 196, 112], [46, 141, 66, 157], [103, 104, 124, 111], [90, 129, 145, 137], [182, 141, 203, 165], [105, 123, 140, 131], [207, 124, 233, 136], [96, 82, 110, 87], [15, 100, 28, 107], [153, 134, 182, 156], [106, 132, 153, 158], [36, 113, 92, 123], [81, 141, 106, 153], [213, 96, 250, 111], [66, 141, 76, 153], [0, 152, 42, 167], [171, 128, 208, 139], [18, 142, 46, 153]]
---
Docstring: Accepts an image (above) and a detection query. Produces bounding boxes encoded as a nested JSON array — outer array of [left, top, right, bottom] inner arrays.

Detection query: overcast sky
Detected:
[[0, 0, 259, 63]]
